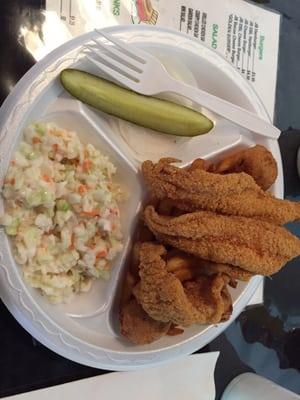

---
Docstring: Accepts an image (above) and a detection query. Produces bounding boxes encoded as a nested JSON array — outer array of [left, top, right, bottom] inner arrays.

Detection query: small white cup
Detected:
[[221, 372, 300, 400]]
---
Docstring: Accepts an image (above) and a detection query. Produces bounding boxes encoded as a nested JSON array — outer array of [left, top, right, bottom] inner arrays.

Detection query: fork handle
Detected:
[[166, 78, 280, 140]]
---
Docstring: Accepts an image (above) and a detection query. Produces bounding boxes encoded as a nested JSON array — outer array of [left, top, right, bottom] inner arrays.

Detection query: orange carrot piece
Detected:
[[78, 184, 87, 193], [32, 137, 41, 144], [5, 178, 15, 185], [82, 159, 92, 172], [42, 174, 51, 182], [96, 250, 107, 259], [69, 233, 75, 250], [80, 210, 100, 217], [52, 143, 59, 152]]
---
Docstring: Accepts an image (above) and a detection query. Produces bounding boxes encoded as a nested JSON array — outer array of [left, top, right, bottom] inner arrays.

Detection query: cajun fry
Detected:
[[187, 158, 210, 172], [173, 268, 196, 282], [195, 260, 253, 281], [167, 325, 184, 336], [166, 251, 253, 281], [166, 255, 194, 272]]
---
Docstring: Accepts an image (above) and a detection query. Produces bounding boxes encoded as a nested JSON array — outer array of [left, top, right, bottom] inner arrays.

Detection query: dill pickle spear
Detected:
[[60, 69, 213, 136]]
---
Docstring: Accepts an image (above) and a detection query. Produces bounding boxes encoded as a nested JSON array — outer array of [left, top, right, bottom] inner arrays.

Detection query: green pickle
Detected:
[[60, 69, 213, 137]]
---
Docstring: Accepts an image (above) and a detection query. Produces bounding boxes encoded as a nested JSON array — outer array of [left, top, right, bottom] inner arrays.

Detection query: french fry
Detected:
[[166, 255, 194, 272], [194, 260, 253, 281], [167, 324, 184, 336], [173, 268, 195, 282], [166, 253, 249, 284], [187, 158, 210, 172]]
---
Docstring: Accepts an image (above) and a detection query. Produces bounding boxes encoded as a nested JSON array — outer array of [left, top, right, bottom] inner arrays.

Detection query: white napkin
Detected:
[[247, 280, 264, 306], [5, 353, 219, 400]]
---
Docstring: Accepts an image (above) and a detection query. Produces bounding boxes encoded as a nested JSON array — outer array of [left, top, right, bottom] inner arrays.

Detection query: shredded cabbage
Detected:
[[0, 122, 123, 303]]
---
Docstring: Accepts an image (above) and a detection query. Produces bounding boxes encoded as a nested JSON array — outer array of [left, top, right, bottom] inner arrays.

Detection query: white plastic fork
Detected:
[[84, 29, 280, 140]]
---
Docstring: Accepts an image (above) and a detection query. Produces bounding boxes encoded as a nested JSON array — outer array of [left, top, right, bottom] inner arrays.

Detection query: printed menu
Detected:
[[45, 0, 280, 119]]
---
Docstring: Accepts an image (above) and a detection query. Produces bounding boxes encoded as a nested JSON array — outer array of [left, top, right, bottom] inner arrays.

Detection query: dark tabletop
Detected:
[[0, 0, 300, 399]]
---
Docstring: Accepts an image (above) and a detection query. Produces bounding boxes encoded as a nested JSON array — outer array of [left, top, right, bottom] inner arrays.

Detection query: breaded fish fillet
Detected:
[[133, 243, 232, 326], [142, 159, 300, 225], [120, 298, 170, 345], [144, 206, 300, 275]]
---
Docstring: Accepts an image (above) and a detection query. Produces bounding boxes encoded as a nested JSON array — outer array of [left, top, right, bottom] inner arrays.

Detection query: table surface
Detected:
[[0, 0, 300, 399]]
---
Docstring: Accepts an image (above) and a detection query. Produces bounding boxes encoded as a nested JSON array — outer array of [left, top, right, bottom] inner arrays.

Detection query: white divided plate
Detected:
[[0, 25, 283, 370]]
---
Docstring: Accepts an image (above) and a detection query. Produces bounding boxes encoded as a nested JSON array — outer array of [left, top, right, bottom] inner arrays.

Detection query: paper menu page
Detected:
[[45, 0, 280, 119]]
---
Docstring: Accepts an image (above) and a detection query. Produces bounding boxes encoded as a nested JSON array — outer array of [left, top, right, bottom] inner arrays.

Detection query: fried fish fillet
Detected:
[[144, 206, 300, 275], [212, 145, 278, 190], [120, 298, 171, 345], [142, 158, 300, 225], [133, 242, 232, 326]]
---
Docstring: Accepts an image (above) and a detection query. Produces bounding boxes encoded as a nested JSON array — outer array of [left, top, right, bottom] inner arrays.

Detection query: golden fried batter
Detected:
[[120, 298, 170, 345], [142, 158, 300, 225], [144, 206, 300, 276], [133, 243, 232, 326], [184, 278, 232, 322], [212, 145, 278, 190]]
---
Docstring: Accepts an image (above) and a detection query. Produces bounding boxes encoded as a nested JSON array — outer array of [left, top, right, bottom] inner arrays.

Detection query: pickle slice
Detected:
[[60, 69, 213, 137]]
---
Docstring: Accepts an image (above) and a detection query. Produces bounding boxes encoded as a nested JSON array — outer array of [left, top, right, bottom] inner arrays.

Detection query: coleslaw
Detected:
[[0, 122, 123, 303]]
